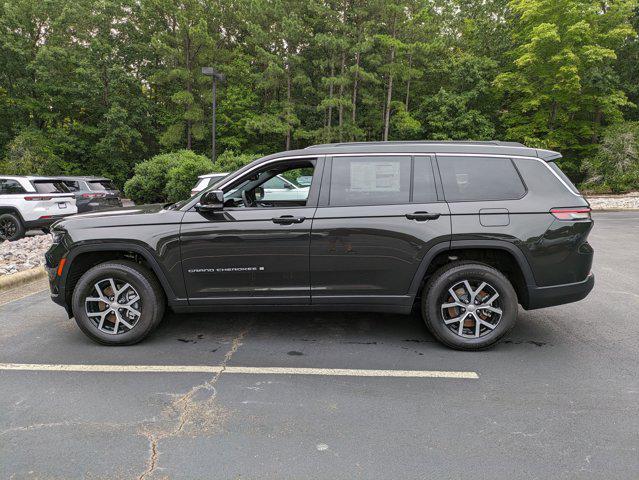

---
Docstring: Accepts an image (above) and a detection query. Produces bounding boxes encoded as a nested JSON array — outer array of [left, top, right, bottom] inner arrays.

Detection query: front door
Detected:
[[310, 155, 451, 308], [180, 157, 322, 306]]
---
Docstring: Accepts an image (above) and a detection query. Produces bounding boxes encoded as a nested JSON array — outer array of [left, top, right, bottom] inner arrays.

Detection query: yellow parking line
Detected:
[[0, 363, 478, 379]]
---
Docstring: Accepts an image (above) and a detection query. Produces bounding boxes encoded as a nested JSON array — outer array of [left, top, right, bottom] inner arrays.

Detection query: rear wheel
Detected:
[[421, 262, 518, 350], [0, 213, 25, 241], [71, 260, 165, 345]]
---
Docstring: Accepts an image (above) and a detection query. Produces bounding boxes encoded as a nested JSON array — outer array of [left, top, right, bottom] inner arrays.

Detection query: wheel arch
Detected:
[[62, 242, 181, 311], [408, 240, 536, 308], [0, 207, 25, 224]]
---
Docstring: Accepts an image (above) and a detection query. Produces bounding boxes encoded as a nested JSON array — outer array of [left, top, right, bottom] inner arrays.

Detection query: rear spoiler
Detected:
[[535, 149, 562, 161]]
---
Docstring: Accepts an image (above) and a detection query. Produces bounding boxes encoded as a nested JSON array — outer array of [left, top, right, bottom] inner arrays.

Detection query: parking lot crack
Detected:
[[138, 326, 249, 480]]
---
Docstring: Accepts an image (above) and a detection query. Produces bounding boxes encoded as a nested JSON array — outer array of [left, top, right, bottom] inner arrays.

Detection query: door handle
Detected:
[[405, 211, 440, 221], [272, 215, 306, 225]]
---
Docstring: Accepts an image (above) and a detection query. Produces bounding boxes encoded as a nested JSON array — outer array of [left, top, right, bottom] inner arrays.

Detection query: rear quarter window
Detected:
[[548, 162, 580, 195], [438, 156, 526, 202]]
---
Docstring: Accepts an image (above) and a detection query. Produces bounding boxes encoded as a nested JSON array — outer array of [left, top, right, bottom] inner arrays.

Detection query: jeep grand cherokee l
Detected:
[[46, 141, 594, 350]]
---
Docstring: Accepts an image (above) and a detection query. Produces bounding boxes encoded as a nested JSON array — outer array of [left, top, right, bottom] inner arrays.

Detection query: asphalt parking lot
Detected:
[[1, 212, 638, 479]]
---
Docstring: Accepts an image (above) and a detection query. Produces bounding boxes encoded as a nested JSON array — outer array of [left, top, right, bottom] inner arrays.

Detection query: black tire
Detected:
[[421, 262, 518, 351], [71, 260, 165, 345], [0, 213, 25, 241]]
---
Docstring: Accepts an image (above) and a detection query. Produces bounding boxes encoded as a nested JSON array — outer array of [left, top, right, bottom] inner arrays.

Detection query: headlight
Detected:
[[51, 229, 66, 244]]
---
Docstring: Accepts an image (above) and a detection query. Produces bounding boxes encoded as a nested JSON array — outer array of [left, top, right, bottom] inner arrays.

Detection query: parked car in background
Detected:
[[191, 173, 229, 196], [191, 172, 310, 201], [55, 176, 123, 213], [0, 176, 77, 241]]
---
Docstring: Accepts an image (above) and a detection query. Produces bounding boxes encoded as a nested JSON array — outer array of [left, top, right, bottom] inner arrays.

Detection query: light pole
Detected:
[[201, 67, 225, 163]]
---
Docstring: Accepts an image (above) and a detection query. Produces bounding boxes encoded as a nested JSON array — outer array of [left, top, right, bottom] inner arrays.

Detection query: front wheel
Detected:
[[421, 262, 518, 350], [71, 260, 165, 345]]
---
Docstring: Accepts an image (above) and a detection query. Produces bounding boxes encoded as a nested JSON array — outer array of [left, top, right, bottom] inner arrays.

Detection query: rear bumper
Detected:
[[25, 214, 75, 229], [524, 273, 595, 310]]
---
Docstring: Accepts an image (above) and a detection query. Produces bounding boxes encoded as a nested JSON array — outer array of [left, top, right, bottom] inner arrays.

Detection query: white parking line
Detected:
[[0, 363, 478, 379]]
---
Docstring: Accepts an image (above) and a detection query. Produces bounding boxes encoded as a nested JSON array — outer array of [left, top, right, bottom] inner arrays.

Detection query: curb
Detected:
[[0, 267, 47, 292]]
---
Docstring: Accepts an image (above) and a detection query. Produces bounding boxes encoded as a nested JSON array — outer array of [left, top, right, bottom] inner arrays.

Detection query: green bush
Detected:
[[124, 150, 212, 204], [581, 122, 639, 194]]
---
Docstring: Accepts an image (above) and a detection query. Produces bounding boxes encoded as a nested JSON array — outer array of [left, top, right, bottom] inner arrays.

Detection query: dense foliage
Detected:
[[0, 0, 637, 191]]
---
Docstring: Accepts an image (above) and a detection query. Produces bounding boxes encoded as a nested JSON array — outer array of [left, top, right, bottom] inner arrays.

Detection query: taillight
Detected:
[[81, 192, 105, 199], [24, 196, 51, 201], [550, 207, 591, 221]]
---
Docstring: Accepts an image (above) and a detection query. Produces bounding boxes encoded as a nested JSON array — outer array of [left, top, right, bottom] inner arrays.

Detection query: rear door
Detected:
[[309, 155, 451, 308]]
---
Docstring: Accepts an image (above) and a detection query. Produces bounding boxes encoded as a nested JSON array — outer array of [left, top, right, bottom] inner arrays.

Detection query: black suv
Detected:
[[46, 141, 594, 350]]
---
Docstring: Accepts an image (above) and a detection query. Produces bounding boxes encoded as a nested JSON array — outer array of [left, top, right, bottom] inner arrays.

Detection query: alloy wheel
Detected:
[[440, 279, 503, 338], [85, 278, 141, 334], [0, 218, 18, 240]]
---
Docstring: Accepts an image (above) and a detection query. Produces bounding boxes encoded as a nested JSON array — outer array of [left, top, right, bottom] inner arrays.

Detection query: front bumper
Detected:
[[525, 273, 595, 310]]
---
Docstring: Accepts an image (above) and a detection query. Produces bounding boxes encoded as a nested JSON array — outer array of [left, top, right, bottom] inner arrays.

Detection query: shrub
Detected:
[[581, 122, 639, 194], [165, 154, 214, 202], [124, 150, 212, 204], [213, 150, 260, 173]]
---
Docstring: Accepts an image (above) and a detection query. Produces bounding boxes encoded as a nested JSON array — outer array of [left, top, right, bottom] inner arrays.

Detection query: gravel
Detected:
[[0, 234, 52, 276], [586, 192, 639, 210]]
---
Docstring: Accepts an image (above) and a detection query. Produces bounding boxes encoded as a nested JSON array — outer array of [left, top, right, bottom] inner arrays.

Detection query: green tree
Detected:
[[494, 0, 637, 169]]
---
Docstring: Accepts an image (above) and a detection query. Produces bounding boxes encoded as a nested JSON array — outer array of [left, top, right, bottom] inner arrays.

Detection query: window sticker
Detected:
[[350, 161, 401, 192]]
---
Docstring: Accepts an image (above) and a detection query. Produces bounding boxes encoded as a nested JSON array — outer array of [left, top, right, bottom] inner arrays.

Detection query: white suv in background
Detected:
[[191, 172, 310, 200], [0, 176, 77, 241]]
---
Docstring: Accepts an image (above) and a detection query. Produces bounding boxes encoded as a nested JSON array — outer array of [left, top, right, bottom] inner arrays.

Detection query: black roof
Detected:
[[259, 140, 561, 162]]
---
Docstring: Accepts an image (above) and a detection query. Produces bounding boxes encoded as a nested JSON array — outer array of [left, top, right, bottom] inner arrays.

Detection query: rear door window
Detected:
[[33, 180, 70, 194], [329, 156, 411, 206], [0, 179, 26, 194], [438, 156, 526, 202]]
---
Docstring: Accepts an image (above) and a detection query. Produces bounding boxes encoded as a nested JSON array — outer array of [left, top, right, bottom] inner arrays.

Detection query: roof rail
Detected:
[[305, 140, 526, 149]]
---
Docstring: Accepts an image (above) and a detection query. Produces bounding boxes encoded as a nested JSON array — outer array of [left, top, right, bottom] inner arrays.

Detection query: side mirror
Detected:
[[196, 190, 224, 212]]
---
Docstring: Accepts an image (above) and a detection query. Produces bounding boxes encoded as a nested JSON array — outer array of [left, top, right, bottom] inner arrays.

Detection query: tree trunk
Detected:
[[351, 51, 360, 139], [549, 100, 559, 130], [185, 34, 192, 150], [405, 54, 412, 111], [592, 108, 603, 143], [383, 46, 395, 142], [327, 61, 335, 132], [338, 52, 346, 141], [286, 63, 292, 150]]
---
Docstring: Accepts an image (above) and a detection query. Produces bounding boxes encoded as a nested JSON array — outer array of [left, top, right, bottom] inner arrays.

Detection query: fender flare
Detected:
[[0, 206, 26, 225], [407, 239, 537, 298], [62, 241, 180, 303]]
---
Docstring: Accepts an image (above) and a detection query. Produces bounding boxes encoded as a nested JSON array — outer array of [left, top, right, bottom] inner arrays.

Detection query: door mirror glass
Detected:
[[197, 190, 224, 212]]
